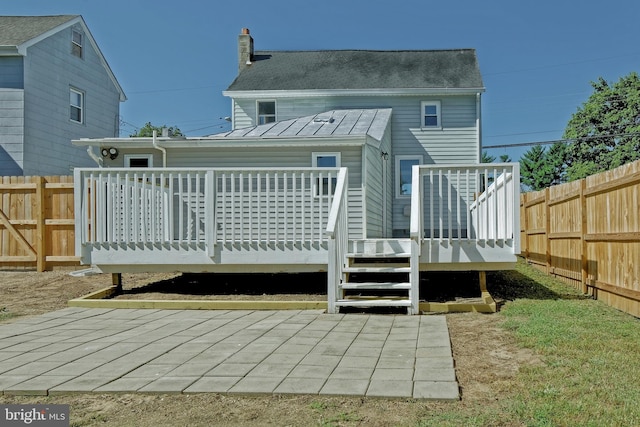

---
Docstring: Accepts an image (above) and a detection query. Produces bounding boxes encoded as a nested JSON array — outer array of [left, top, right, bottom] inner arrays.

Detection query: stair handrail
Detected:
[[326, 167, 349, 314]]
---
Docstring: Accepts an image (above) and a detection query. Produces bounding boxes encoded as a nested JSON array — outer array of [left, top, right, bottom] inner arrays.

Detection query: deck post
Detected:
[[327, 238, 337, 314], [479, 271, 487, 292], [410, 238, 420, 314], [112, 273, 122, 293]]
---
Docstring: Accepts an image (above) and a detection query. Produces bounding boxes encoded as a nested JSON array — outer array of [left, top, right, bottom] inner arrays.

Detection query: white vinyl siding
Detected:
[[227, 93, 479, 237], [231, 96, 478, 163], [121, 144, 366, 239]]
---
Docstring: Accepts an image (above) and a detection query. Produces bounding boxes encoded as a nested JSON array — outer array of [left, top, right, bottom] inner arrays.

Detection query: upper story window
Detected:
[[257, 100, 276, 125], [70, 88, 84, 124], [71, 29, 83, 58], [421, 100, 441, 129], [396, 155, 422, 198]]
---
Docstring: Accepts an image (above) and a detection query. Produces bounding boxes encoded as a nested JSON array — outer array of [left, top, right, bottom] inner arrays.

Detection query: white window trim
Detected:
[[124, 154, 153, 168], [70, 87, 84, 124], [256, 100, 277, 125], [71, 29, 83, 58], [395, 155, 423, 198], [420, 100, 442, 130], [312, 152, 341, 198], [312, 152, 341, 168]]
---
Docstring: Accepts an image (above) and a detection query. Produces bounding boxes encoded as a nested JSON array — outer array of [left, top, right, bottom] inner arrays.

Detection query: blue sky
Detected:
[[6, 0, 639, 161]]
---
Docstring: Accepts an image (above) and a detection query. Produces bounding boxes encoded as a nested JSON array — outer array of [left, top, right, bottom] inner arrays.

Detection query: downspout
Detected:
[[152, 129, 167, 167], [86, 146, 103, 167], [476, 92, 482, 163]]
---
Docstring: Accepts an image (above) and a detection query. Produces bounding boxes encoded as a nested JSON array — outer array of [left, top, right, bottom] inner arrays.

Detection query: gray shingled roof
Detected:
[[0, 15, 78, 46], [227, 49, 483, 91], [211, 109, 391, 141]]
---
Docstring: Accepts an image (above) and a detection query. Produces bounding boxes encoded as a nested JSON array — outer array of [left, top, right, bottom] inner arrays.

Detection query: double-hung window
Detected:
[[257, 100, 276, 125], [70, 88, 84, 124], [71, 29, 83, 58], [396, 155, 422, 197], [421, 100, 441, 129], [312, 152, 341, 196]]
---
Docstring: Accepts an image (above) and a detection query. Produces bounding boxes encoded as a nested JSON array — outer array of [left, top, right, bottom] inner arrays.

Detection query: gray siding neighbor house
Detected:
[[0, 15, 125, 176], [71, 28, 520, 314]]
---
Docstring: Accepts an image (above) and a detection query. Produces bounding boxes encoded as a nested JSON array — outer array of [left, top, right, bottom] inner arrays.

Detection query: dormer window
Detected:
[[257, 101, 276, 125], [71, 29, 83, 58], [421, 100, 441, 129]]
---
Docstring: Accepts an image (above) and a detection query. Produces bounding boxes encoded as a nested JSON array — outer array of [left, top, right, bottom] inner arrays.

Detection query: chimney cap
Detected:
[[241, 28, 250, 35]]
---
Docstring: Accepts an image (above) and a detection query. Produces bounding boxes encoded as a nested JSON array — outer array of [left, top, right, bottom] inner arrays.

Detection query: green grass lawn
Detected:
[[423, 259, 640, 427]]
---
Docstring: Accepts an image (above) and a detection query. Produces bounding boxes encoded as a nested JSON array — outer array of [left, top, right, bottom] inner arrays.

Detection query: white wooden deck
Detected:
[[75, 164, 520, 313], [410, 163, 520, 270], [74, 167, 343, 273]]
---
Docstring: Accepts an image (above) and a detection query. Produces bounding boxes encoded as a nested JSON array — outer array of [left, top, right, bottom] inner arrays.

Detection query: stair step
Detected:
[[347, 252, 411, 259], [349, 239, 412, 256], [343, 266, 411, 273], [340, 281, 411, 290], [335, 298, 412, 307]]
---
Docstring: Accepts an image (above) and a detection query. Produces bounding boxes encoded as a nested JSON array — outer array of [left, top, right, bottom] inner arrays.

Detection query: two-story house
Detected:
[[0, 15, 125, 176], [225, 29, 485, 237], [72, 28, 519, 314]]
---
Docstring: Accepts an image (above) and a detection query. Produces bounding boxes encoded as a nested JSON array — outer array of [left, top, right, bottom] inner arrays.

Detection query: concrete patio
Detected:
[[0, 308, 458, 400]]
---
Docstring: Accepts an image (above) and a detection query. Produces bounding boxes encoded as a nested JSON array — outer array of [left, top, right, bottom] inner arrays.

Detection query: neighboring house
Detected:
[[0, 15, 125, 176], [72, 29, 519, 314]]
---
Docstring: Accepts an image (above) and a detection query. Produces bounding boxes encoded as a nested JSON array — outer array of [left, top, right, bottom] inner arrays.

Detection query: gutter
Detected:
[[152, 130, 167, 167], [86, 146, 103, 167]]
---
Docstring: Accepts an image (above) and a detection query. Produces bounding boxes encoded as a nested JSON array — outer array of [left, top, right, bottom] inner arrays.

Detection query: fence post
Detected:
[[36, 176, 46, 272], [544, 187, 551, 274], [522, 193, 529, 261], [580, 179, 588, 294]]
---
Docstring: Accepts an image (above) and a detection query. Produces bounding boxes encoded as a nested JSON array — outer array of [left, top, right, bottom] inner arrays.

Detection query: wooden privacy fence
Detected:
[[0, 176, 77, 271], [520, 160, 640, 317]]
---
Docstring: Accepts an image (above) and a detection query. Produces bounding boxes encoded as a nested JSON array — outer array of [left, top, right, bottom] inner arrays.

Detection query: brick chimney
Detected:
[[238, 28, 254, 72]]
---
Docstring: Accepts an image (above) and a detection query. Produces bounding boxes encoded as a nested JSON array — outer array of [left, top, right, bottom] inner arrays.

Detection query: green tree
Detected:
[[130, 122, 183, 137], [481, 151, 495, 163], [499, 154, 512, 163], [545, 142, 567, 185], [563, 72, 640, 181], [519, 143, 566, 191]]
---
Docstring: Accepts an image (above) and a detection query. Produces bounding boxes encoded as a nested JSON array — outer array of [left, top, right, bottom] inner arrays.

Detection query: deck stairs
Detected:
[[335, 239, 417, 314]]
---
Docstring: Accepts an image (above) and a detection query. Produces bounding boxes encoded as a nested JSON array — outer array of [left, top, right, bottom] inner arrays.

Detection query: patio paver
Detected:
[[0, 307, 459, 400]]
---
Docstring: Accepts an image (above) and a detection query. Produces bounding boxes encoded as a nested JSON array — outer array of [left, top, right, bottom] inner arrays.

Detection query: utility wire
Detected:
[[484, 131, 640, 149]]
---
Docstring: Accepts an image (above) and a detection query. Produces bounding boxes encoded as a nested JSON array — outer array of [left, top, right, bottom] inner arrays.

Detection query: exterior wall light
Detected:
[[101, 147, 119, 160]]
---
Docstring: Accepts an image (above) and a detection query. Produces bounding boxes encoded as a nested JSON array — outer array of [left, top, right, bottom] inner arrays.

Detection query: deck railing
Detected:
[[410, 163, 520, 250], [74, 167, 341, 255]]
